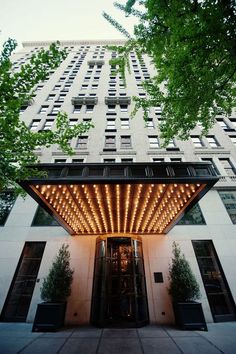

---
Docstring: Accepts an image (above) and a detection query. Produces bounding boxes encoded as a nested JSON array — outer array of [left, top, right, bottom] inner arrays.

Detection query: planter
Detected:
[[32, 302, 66, 332], [173, 301, 207, 331]]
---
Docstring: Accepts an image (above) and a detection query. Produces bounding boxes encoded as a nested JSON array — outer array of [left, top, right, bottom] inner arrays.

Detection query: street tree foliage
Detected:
[[104, 1, 236, 144], [0, 39, 92, 192]]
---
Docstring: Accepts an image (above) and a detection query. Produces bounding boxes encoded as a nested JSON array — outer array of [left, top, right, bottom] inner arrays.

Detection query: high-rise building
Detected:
[[0, 40, 236, 327]]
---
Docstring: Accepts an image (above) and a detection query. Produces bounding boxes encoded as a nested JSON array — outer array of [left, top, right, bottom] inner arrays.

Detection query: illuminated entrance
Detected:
[[91, 236, 148, 327], [19, 162, 219, 236]]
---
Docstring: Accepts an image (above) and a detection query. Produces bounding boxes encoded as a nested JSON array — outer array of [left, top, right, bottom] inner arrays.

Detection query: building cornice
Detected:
[[22, 39, 126, 47]]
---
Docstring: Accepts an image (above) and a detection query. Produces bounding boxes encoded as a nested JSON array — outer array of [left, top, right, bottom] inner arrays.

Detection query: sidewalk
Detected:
[[0, 322, 236, 354]]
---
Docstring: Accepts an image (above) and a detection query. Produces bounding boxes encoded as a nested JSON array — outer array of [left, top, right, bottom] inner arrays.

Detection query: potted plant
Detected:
[[168, 242, 207, 331], [32, 244, 74, 332]]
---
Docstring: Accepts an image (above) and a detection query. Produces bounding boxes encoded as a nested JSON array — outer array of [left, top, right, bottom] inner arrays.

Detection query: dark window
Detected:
[[0, 192, 16, 225], [0, 242, 46, 322], [105, 136, 116, 148], [120, 136, 131, 149], [191, 136, 204, 147], [177, 203, 206, 225], [32, 206, 59, 226], [76, 136, 88, 149], [192, 240, 236, 322], [218, 191, 236, 224], [219, 158, 236, 176], [201, 158, 220, 174]]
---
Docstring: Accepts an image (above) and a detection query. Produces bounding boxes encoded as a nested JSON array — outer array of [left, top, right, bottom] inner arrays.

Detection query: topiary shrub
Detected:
[[41, 244, 74, 302], [168, 242, 200, 302]]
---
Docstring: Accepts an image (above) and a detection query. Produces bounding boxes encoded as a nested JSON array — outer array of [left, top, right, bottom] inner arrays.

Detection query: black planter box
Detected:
[[173, 302, 207, 331], [32, 302, 66, 332]]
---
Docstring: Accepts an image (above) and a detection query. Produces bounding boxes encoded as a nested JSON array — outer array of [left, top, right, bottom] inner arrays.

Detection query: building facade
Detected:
[[0, 40, 236, 327]]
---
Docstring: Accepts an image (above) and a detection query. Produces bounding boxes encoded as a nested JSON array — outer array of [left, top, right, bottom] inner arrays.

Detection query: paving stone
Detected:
[[20, 337, 66, 354], [173, 336, 222, 354], [164, 326, 201, 337], [71, 326, 102, 337], [59, 338, 99, 354], [0, 337, 34, 354], [102, 328, 138, 338], [141, 337, 182, 354], [138, 326, 168, 338], [98, 337, 142, 354]]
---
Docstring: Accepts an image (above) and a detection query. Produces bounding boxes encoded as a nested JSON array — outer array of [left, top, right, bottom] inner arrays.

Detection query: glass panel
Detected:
[[178, 203, 206, 225], [32, 206, 59, 226], [218, 191, 236, 224], [192, 240, 236, 321], [1, 242, 46, 321], [91, 237, 149, 327]]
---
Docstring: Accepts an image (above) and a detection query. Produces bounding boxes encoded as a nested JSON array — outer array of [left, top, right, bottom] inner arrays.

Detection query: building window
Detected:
[[73, 105, 82, 113], [120, 135, 131, 149], [121, 158, 133, 163], [170, 157, 182, 162], [206, 135, 219, 148], [106, 119, 116, 130], [218, 191, 236, 224], [192, 240, 236, 321], [216, 119, 229, 130], [153, 158, 165, 162], [229, 119, 236, 129], [0, 192, 16, 226], [201, 158, 220, 174], [86, 105, 94, 113], [120, 104, 128, 112], [32, 206, 59, 226], [54, 159, 67, 163], [69, 119, 78, 127], [76, 136, 88, 149], [29, 119, 41, 131], [166, 139, 176, 148], [229, 136, 236, 145], [108, 105, 116, 113], [104, 158, 116, 163], [50, 105, 61, 115], [154, 107, 162, 115], [191, 136, 204, 147], [72, 158, 84, 163], [177, 203, 206, 225], [43, 119, 54, 130], [58, 94, 66, 102], [39, 105, 48, 114], [0, 242, 46, 322], [47, 94, 56, 101], [219, 158, 236, 176], [120, 118, 130, 129], [105, 136, 116, 148], [146, 118, 154, 129], [148, 136, 159, 149], [53, 85, 61, 90]]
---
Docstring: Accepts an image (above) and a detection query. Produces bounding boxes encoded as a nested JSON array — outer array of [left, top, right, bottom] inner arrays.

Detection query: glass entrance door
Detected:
[[91, 236, 149, 327]]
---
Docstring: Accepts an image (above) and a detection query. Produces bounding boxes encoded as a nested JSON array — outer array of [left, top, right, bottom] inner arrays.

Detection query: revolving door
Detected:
[[91, 236, 149, 327]]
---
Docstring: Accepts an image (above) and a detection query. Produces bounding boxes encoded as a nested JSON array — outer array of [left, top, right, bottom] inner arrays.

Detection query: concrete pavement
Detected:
[[0, 322, 236, 354]]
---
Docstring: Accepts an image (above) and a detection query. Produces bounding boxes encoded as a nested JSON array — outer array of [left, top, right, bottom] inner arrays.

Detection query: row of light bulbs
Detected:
[[34, 182, 203, 235]]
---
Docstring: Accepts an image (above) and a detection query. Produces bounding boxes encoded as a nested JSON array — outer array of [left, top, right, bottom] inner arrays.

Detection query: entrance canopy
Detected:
[[19, 162, 219, 235]]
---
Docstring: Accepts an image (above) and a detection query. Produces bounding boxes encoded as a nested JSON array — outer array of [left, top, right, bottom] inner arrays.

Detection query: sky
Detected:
[[0, 0, 138, 48]]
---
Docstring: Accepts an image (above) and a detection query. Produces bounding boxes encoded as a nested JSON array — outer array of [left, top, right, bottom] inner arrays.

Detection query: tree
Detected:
[[41, 244, 74, 302], [168, 242, 200, 302], [103, 1, 236, 144], [0, 39, 93, 193]]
